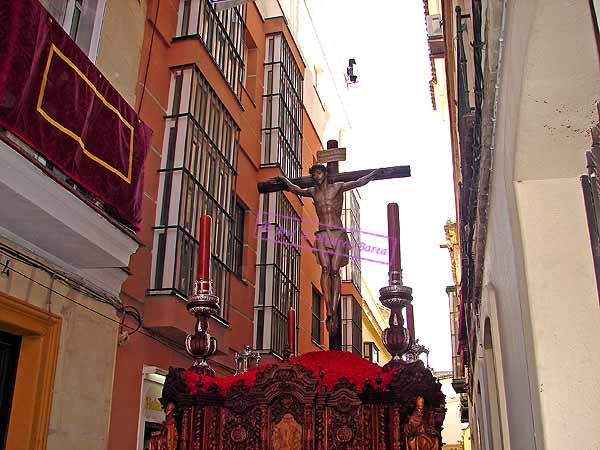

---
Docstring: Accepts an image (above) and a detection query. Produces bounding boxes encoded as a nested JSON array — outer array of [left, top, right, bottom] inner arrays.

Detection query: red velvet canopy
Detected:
[[0, 0, 152, 228]]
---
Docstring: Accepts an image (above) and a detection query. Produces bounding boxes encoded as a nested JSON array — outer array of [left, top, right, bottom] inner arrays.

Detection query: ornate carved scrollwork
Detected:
[[207, 407, 219, 450], [362, 405, 373, 450], [378, 407, 387, 450], [221, 407, 261, 450], [191, 407, 203, 450], [326, 382, 363, 450], [272, 394, 305, 425], [314, 402, 325, 449], [161, 353, 445, 450]]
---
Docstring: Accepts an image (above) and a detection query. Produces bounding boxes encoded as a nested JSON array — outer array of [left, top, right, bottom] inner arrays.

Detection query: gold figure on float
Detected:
[[272, 413, 302, 450], [147, 402, 178, 450], [404, 397, 440, 450]]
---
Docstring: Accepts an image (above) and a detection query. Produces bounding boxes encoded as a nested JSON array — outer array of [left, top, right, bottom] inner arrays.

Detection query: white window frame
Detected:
[[62, 0, 107, 62], [136, 366, 167, 450], [253, 192, 300, 356]]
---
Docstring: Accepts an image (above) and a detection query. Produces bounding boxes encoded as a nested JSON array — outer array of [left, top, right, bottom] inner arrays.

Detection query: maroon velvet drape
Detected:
[[0, 0, 151, 229]]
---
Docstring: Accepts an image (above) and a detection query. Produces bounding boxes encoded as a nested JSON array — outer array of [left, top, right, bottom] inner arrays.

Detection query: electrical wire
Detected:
[[136, 0, 161, 116], [2, 251, 177, 350], [0, 242, 121, 310], [0, 243, 236, 373], [122, 305, 143, 335], [0, 242, 142, 331]]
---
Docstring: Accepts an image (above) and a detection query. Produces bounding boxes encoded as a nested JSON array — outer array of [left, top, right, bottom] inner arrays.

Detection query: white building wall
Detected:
[[516, 179, 600, 450], [474, 2, 539, 447], [475, 1, 600, 450], [512, 2, 600, 449]]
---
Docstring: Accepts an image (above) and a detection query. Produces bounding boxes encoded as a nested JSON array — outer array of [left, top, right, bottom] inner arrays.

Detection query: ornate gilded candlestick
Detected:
[[380, 203, 415, 369], [405, 338, 430, 366], [185, 215, 219, 376]]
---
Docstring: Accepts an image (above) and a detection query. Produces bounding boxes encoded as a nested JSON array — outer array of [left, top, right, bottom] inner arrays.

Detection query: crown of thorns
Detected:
[[309, 164, 329, 176]]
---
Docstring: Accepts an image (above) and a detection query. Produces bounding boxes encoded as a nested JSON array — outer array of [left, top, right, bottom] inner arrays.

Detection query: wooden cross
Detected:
[[257, 140, 411, 194]]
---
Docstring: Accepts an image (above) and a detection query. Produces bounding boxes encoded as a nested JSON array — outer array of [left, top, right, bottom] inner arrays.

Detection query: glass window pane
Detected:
[[152, 67, 239, 321]]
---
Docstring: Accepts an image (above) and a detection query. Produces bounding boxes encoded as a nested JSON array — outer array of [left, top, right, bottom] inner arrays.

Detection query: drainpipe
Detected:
[[473, 0, 507, 306]]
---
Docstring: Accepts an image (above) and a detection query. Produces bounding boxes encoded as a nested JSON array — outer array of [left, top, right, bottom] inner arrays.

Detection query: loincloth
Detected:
[[313, 229, 350, 266]]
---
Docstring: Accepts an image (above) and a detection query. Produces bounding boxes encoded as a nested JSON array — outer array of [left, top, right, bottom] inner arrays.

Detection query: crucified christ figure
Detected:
[[278, 165, 382, 336]]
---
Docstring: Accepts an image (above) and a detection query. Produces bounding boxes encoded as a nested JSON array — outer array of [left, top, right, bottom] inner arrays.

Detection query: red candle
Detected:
[[406, 303, 415, 342], [287, 307, 296, 355], [197, 215, 212, 282], [387, 203, 402, 284]]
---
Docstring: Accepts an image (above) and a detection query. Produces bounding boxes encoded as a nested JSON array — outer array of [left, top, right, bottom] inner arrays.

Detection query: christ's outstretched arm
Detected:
[[277, 176, 314, 197], [341, 168, 382, 191]]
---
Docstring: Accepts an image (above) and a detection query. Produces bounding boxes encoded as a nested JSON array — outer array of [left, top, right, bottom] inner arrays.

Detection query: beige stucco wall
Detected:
[[427, 0, 441, 15], [514, 1, 599, 182], [433, 58, 449, 122], [0, 239, 119, 450], [95, 0, 147, 106]]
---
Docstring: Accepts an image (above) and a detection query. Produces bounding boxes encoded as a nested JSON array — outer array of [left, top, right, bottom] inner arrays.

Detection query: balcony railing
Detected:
[[454, 0, 484, 378], [452, 378, 467, 394], [460, 395, 469, 422], [447, 286, 466, 394]]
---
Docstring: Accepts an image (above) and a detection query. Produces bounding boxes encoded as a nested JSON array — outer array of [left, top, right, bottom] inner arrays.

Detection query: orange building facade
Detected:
[[0, 1, 367, 449], [107, 1, 366, 449]]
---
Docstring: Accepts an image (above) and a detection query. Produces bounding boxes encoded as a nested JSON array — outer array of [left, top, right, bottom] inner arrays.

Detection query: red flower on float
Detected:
[[183, 364, 274, 396], [290, 351, 398, 392], [182, 351, 398, 396], [183, 370, 201, 394]]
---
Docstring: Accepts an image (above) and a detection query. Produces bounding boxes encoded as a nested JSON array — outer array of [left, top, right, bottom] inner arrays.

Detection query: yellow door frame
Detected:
[[0, 292, 61, 450]]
